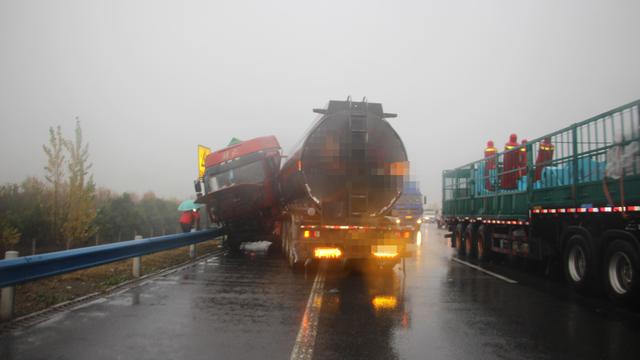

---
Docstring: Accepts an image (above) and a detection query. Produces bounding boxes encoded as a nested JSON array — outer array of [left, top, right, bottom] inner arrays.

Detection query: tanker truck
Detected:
[[278, 98, 413, 270]]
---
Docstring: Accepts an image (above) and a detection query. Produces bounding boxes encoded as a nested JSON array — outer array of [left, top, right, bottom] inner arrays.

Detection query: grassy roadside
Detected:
[[12, 240, 221, 318]]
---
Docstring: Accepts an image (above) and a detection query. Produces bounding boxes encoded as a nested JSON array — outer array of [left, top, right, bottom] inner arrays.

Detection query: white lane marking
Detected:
[[290, 265, 326, 360], [451, 257, 518, 284]]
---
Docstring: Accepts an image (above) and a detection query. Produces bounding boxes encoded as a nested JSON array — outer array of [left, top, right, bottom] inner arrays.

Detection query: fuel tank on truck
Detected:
[[279, 98, 408, 224]]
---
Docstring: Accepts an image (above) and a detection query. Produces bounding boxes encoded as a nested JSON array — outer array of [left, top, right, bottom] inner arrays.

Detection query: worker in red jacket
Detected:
[[535, 137, 555, 181], [518, 139, 528, 178], [501, 133, 519, 189], [484, 140, 498, 191], [179, 210, 201, 233]]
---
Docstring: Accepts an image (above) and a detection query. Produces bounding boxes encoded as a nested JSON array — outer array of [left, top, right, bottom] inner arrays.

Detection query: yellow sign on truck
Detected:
[[198, 145, 211, 178]]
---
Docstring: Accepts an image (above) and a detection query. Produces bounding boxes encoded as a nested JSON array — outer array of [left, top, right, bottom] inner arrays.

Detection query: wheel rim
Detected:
[[567, 245, 587, 282], [608, 251, 633, 295]]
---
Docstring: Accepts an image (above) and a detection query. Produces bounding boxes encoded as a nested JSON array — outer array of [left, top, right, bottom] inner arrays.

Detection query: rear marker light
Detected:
[[314, 247, 342, 259]]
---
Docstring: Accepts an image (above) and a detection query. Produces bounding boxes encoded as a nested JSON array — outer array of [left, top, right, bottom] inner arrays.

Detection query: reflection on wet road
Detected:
[[1, 225, 640, 359], [0, 249, 311, 360], [313, 225, 640, 360]]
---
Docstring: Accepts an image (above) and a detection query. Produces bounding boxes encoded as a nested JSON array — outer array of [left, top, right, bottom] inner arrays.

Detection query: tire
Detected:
[[224, 234, 242, 253], [604, 240, 639, 303], [476, 225, 492, 262], [455, 224, 466, 257], [465, 226, 477, 259], [287, 217, 303, 273], [288, 245, 303, 273], [281, 220, 289, 256], [563, 234, 594, 291]]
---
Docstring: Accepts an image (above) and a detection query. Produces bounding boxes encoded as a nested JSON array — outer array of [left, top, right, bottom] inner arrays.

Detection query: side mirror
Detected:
[[423, 195, 427, 205], [194, 180, 202, 194]]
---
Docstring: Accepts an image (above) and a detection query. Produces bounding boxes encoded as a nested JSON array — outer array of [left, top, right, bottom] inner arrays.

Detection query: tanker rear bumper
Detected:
[[293, 232, 414, 262]]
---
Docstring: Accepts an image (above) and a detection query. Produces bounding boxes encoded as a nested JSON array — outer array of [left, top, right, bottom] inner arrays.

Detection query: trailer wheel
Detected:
[[224, 234, 242, 253], [604, 240, 639, 303], [454, 224, 466, 257], [286, 217, 303, 273], [563, 234, 593, 290], [465, 226, 477, 259], [281, 220, 289, 256], [288, 245, 303, 273], [476, 226, 491, 262]]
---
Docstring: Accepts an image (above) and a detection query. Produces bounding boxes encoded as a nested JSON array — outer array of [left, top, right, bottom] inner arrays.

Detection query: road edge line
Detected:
[[451, 257, 518, 284], [290, 266, 326, 360]]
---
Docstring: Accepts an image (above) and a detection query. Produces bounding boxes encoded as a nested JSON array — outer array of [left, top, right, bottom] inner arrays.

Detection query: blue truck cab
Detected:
[[391, 181, 425, 230]]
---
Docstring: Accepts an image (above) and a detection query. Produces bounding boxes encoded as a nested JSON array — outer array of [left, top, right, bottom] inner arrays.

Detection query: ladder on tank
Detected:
[[347, 97, 369, 219]]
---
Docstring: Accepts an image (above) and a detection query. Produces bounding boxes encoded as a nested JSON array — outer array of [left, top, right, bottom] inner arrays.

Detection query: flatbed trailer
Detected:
[[442, 99, 640, 302]]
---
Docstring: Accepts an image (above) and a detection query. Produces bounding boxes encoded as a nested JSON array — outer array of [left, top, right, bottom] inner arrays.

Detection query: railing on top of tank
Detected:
[[442, 100, 640, 200]]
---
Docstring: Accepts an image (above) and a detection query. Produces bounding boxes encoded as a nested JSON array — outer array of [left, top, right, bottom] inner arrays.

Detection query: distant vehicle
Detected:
[[278, 98, 412, 270], [435, 212, 446, 229], [422, 209, 437, 224], [391, 181, 425, 225], [441, 99, 640, 303], [196, 136, 282, 250], [391, 181, 425, 242]]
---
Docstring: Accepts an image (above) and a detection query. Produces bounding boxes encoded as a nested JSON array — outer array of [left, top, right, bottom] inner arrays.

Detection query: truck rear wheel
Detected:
[[465, 226, 477, 259], [604, 240, 639, 303], [224, 234, 242, 253], [476, 226, 491, 262], [454, 224, 466, 257], [563, 234, 594, 291], [288, 246, 304, 273], [281, 220, 289, 256], [286, 217, 303, 273]]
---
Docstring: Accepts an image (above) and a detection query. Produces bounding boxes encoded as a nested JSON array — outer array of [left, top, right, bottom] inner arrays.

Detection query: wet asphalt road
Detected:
[[2, 224, 640, 359]]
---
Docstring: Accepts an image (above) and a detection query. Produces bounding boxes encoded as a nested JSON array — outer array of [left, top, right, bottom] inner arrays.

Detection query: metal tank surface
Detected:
[[279, 98, 408, 225]]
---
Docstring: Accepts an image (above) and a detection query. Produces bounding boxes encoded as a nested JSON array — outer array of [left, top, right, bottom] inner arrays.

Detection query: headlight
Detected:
[[417, 219, 422, 224]]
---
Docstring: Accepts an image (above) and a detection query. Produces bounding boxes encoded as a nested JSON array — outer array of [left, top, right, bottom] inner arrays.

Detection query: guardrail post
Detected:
[[1, 251, 19, 321], [133, 235, 142, 278], [189, 244, 196, 259]]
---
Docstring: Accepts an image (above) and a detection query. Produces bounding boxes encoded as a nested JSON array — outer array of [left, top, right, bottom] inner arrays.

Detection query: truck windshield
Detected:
[[398, 194, 422, 205], [208, 161, 265, 191]]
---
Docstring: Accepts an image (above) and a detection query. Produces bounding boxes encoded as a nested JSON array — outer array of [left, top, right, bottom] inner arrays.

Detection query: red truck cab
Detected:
[[198, 136, 282, 248]]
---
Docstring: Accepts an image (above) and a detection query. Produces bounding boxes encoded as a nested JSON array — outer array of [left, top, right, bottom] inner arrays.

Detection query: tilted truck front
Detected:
[[278, 98, 413, 270]]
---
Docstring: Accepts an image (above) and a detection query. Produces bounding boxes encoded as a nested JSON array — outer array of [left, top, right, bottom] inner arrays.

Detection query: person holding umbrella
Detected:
[[178, 200, 202, 233]]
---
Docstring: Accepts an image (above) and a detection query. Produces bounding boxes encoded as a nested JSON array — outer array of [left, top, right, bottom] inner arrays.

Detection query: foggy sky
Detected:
[[1, 0, 639, 204]]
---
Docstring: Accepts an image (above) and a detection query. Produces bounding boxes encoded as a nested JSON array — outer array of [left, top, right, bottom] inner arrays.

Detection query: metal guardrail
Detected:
[[0, 228, 224, 288]]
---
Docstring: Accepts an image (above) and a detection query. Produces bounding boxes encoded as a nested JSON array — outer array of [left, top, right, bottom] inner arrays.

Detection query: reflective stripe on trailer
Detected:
[[531, 206, 640, 214]]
